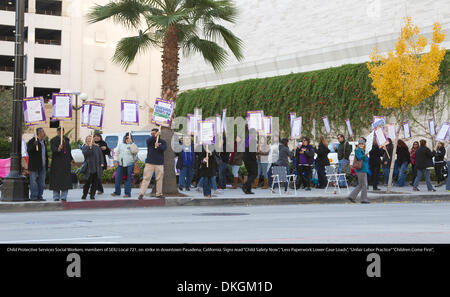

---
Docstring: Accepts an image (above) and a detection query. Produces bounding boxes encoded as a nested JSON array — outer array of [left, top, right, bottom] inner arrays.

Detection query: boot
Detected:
[[232, 177, 238, 189], [262, 178, 268, 189], [252, 178, 259, 189]]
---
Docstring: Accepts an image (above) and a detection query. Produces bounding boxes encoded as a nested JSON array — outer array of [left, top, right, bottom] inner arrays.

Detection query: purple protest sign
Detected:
[[23, 96, 46, 126], [121, 100, 139, 125], [87, 101, 104, 130], [51, 93, 72, 121], [151, 97, 175, 127]]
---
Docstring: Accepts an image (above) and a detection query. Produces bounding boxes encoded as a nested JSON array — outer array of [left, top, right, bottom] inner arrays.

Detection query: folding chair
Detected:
[[271, 166, 297, 196], [325, 165, 349, 194]]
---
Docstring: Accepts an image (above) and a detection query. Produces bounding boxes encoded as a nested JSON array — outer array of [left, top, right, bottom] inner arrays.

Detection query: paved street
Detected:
[[1, 202, 450, 243]]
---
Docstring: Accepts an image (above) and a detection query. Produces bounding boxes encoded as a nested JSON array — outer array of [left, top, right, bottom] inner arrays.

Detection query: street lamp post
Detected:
[[68, 90, 87, 141], [1, 0, 28, 201]]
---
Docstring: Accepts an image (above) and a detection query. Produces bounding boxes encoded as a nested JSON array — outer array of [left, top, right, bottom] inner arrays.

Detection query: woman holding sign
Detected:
[[347, 139, 370, 204], [198, 145, 218, 198], [81, 136, 105, 200]]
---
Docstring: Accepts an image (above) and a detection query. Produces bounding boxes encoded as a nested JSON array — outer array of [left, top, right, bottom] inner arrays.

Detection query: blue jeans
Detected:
[[218, 163, 229, 188], [446, 161, 450, 191], [413, 169, 434, 190], [384, 162, 399, 184], [198, 176, 218, 190], [114, 164, 134, 196], [257, 162, 269, 179], [53, 190, 68, 201], [338, 159, 349, 186], [202, 177, 213, 196], [179, 166, 193, 189], [29, 167, 46, 200], [396, 162, 408, 187]]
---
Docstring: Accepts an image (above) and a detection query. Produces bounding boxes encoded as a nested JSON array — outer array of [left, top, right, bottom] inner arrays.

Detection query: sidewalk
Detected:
[[0, 182, 449, 212]]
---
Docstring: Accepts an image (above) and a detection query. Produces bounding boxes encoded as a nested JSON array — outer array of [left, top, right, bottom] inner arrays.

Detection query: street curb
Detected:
[[0, 193, 448, 212]]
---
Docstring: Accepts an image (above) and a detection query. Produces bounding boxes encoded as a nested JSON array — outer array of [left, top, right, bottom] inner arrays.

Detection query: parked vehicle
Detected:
[[71, 131, 152, 166], [327, 141, 358, 165]]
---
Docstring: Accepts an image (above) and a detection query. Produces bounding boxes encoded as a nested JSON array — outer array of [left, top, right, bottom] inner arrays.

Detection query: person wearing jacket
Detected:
[[111, 133, 138, 198], [409, 141, 419, 186], [433, 141, 446, 187], [138, 128, 167, 199], [81, 135, 105, 200], [382, 138, 394, 185], [255, 135, 270, 189], [229, 136, 244, 189], [94, 133, 111, 195], [217, 135, 230, 190], [348, 139, 370, 204], [176, 135, 195, 191], [412, 139, 436, 192], [49, 127, 73, 201], [295, 137, 315, 191], [446, 144, 450, 192], [315, 136, 330, 189], [396, 139, 410, 187], [198, 144, 218, 198], [27, 127, 49, 201], [334, 134, 352, 187], [243, 129, 258, 194], [267, 134, 280, 188], [273, 138, 294, 193], [369, 138, 383, 191]]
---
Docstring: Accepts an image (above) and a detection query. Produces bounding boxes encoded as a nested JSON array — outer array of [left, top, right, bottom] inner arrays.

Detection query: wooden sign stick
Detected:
[[155, 125, 161, 148], [35, 129, 39, 151], [60, 124, 64, 146], [206, 146, 209, 168]]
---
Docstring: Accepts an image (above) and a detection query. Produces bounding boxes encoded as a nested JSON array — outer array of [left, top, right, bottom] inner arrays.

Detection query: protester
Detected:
[[369, 138, 383, 191], [382, 138, 394, 185], [112, 133, 138, 198], [295, 137, 315, 191], [177, 135, 195, 191], [49, 127, 72, 201], [229, 135, 244, 189], [197, 144, 218, 198], [243, 128, 258, 194], [409, 141, 419, 186], [81, 135, 105, 200], [267, 134, 280, 188], [138, 128, 167, 199], [217, 135, 230, 190], [446, 143, 450, 192], [334, 134, 352, 188], [94, 133, 111, 195], [27, 128, 48, 201], [347, 139, 370, 204], [315, 136, 330, 189], [272, 138, 293, 194], [396, 139, 410, 187], [255, 135, 270, 189], [412, 139, 436, 192], [433, 141, 446, 187]]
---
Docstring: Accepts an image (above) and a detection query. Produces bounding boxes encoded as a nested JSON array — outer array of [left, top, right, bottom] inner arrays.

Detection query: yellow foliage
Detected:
[[367, 17, 446, 110]]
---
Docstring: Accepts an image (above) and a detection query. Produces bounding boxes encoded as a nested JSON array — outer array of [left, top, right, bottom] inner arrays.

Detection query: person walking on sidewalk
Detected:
[[81, 135, 105, 200], [111, 133, 138, 198], [412, 139, 436, 192], [347, 139, 370, 204], [433, 141, 446, 187], [138, 128, 167, 199], [27, 127, 48, 201], [49, 127, 73, 201], [94, 133, 111, 195], [243, 129, 258, 194]]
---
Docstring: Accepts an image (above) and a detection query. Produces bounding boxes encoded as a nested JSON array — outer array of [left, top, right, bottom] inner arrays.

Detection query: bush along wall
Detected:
[[176, 50, 450, 139]]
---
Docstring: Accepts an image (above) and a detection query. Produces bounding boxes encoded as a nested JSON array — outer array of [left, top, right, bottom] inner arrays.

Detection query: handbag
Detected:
[[133, 163, 141, 175], [352, 157, 363, 170]]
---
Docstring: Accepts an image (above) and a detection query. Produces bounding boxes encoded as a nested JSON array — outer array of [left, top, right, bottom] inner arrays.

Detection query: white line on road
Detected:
[[0, 236, 121, 244]]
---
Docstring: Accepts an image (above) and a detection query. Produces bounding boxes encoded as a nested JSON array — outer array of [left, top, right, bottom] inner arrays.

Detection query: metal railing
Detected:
[[0, 66, 14, 72], [35, 9, 61, 16], [35, 38, 61, 45], [34, 67, 61, 74]]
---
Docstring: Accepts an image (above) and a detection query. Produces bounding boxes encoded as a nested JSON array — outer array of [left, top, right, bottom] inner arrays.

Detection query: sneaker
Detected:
[[138, 195, 144, 200], [412, 187, 420, 191], [178, 186, 183, 191]]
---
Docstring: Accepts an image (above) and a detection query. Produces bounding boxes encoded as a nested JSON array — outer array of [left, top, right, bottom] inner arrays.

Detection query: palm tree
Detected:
[[87, 0, 243, 195]]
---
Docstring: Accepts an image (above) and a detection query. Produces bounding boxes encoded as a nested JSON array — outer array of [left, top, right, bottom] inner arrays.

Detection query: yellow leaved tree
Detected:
[[367, 17, 446, 193]]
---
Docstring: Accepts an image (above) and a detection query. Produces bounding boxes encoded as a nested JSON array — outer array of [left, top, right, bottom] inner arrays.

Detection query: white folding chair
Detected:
[[325, 165, 349, 194], [271, 166, 297, 196]]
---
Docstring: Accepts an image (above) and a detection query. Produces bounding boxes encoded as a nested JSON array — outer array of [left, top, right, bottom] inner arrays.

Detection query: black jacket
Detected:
[[415, 146, 434, 170], [198, 147, 217, 177], [396, 146, 410, 165], [315, 144, 330, 167], [369, 145, 383, 166], [382, 143, 394, 168], [433, 146, 446, 163], [95, 140, 111, 166], [49, 136, 73, 191], [27, 137, 49, 172]]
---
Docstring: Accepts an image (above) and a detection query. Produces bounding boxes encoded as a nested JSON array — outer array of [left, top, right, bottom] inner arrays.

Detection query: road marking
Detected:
[[0, 236, 121, 243]]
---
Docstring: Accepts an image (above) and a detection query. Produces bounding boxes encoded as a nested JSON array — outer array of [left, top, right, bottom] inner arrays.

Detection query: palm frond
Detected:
[[86, 0, 148, 29], [182, 34, 229, 71], [203, 22, 243, 60]]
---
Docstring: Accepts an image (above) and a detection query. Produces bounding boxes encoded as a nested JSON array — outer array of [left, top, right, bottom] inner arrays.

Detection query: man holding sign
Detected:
[[138, 128, 167, 199], [49, 127, 73, 201]]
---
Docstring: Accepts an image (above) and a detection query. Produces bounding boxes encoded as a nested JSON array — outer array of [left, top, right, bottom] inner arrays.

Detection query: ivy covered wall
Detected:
[[176, 50, 450, 139]]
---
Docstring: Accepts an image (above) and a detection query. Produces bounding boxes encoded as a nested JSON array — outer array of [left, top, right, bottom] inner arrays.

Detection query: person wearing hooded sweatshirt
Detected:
[[295, 137, 315, 191]]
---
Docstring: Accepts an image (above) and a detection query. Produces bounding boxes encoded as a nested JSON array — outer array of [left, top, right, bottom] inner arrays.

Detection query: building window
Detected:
[[0, 25, 28, 42], [35, 28, 61, 45], [34, 58, 61, 75], [36, 0, 61, 16], [0, 0, 29, 12], [0, 55, 14, 72], [33, 87, 60, 102]]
